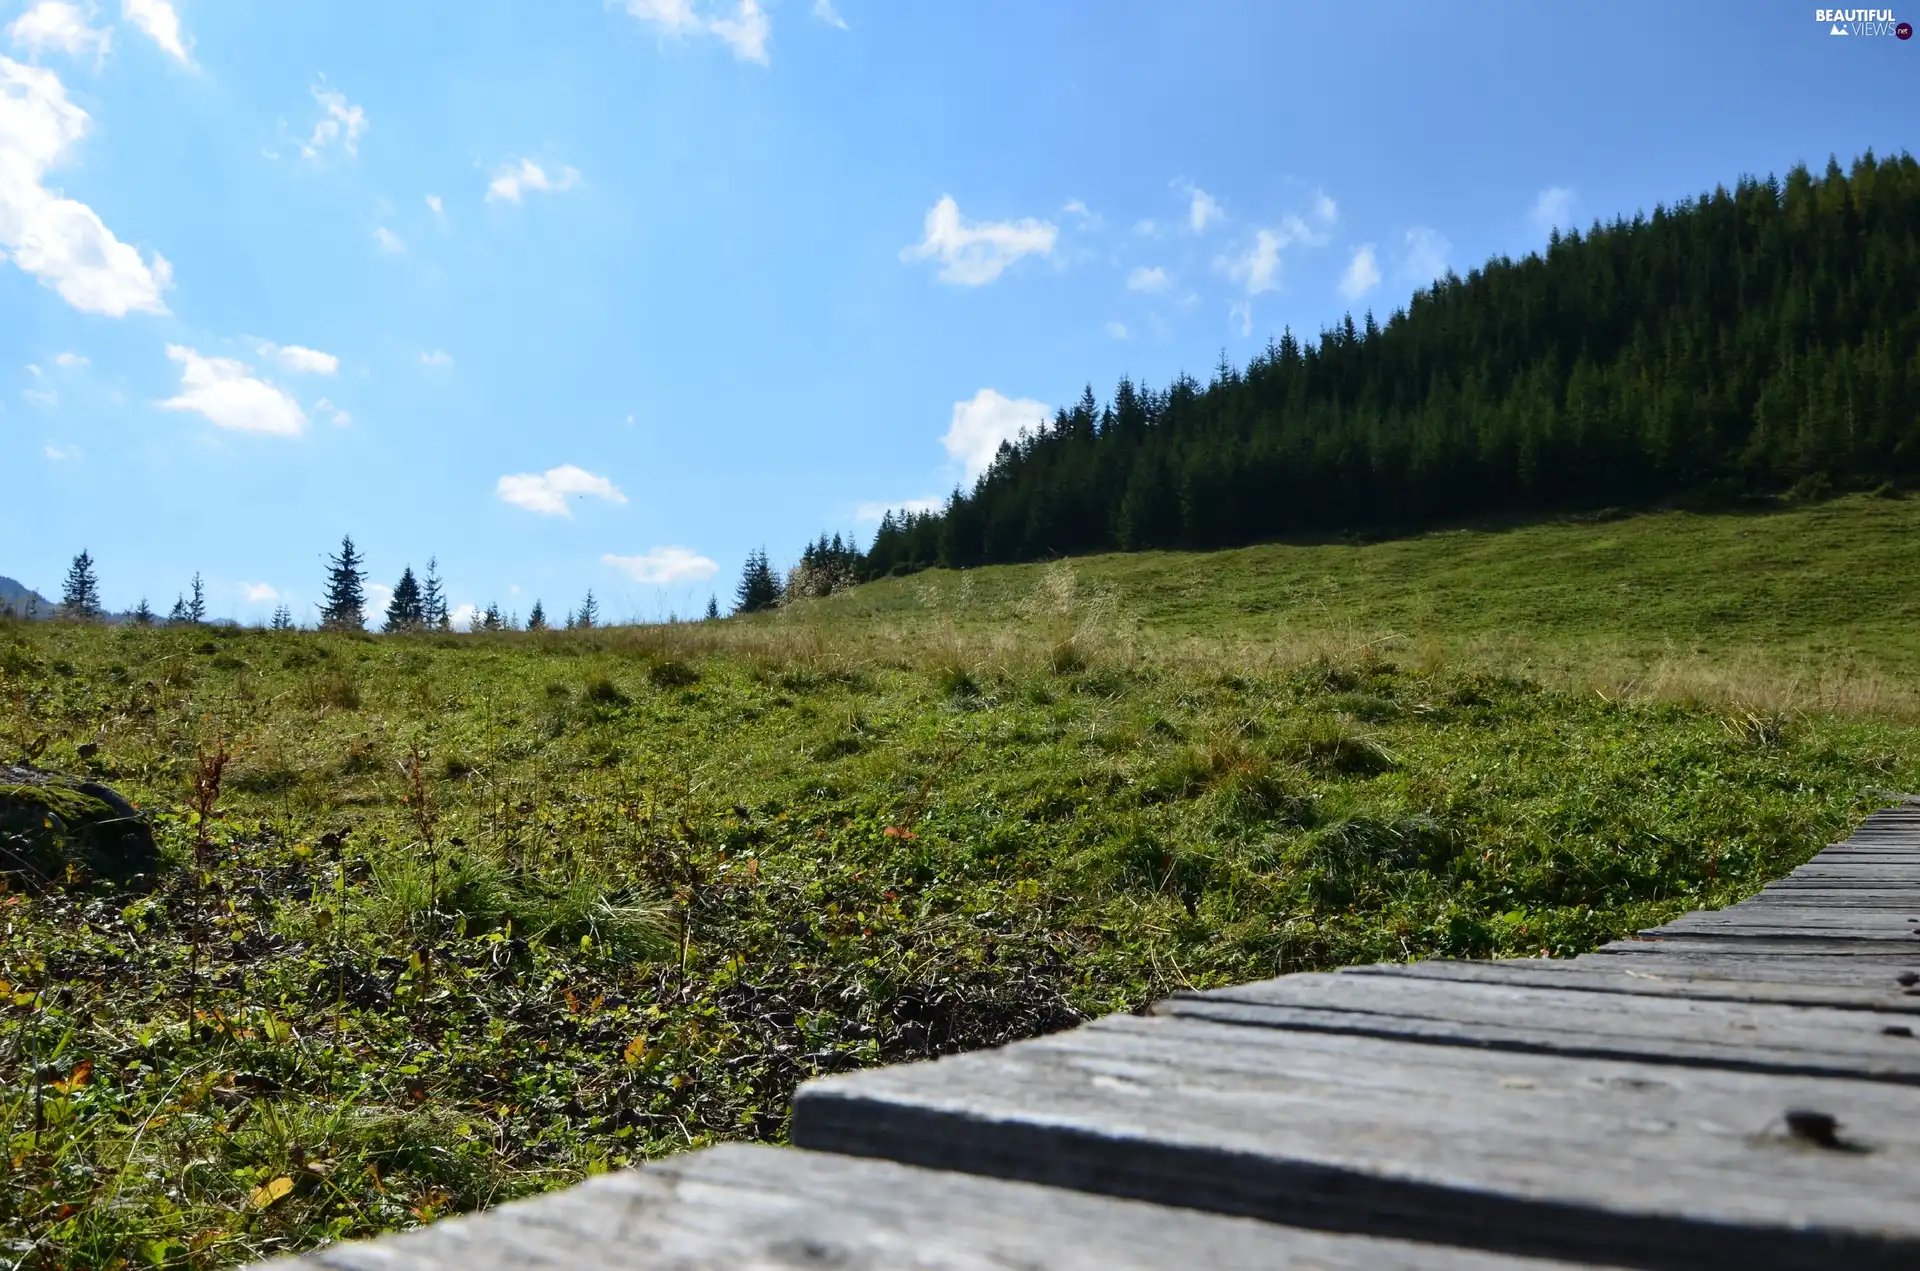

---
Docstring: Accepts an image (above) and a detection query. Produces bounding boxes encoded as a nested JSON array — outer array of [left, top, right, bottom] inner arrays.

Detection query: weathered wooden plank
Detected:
[[1346, 957, 1920, 1012], [793, 1015, 1920, 1270], [1646, 911, 1920, 940], [1152, 973, 1920, 1083], [265, 1143, 1571, 1271], [1602, 934, 1920, 954]]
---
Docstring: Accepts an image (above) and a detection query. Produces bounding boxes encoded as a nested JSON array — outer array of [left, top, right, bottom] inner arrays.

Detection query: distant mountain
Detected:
[[0, 575, 51, 616]]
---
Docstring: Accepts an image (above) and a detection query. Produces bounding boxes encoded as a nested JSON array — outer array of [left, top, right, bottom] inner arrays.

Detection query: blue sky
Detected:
[[4, 1, 1916, 625]]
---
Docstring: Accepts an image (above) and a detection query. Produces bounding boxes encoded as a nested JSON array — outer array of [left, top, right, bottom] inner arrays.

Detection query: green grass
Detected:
[[3, 494, 1918, 1268]]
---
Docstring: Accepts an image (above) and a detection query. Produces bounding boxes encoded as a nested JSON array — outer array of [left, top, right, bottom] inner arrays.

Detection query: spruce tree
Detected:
[[704, 595, 720, 621], [575, 590, 598, 629], [421, 557, 450, 631], [480, 602, 504, 632], [270, 604, 294, 631], [187, 572, 207, 625], [733, 549, 781, 614], [60, 550, 101, 621], [319, 535, 368, 631], [167, 595, 188, 624], [385, 566, 424, 632], [526, 600, 547, 632], [131, 597, 155, 626]]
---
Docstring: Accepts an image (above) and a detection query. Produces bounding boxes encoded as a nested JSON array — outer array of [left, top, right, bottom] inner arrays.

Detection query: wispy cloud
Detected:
[[496, 464, 627, 516], [42, 441, 79, 460], [1400, 226, 1452, 285], [53, 350, 87, 367], [8, 3, 111, 60], [425, 193, 443, 215], [486, 157, 579, 203], [623, 0, 771, 64], [810, 0, 848, 28], [419, 349, 453, 367], [121, 0, 188, 63], [373, 225, 404, 253], [158, 345, 307, 436], [1104, 320, 1129, 340], [902, 196, 1057, 286], [0, 58, 173, 316], [301, 83, 367, 161], [1217, 215, 1329, 297], [602, 546, 719, 583], [1125, 265, 1169, 294], [258, 342, 338, 375], [1337, 244, 1380, 300], [943, 388, 1049, 482], [314, 396, 350, 426], [1174, 179, 1221, 234], [1531, 186, 1575, 235], [241, 582, 278, 603]]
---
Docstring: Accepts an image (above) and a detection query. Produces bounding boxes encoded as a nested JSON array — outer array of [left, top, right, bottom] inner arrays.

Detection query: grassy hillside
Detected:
[[821, 493, 1920, 712], [3, 496, 1918, 1268]]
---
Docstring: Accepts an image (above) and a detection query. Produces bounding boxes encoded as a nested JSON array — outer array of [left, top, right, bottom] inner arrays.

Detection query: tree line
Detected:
[[820, 152, 1920, 578], [21, 539, 699, 633]]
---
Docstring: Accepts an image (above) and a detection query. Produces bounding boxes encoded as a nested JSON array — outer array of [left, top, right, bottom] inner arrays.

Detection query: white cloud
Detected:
[[8, 4, 111, 60], [121, 0, 188, 63], [1531, 185, 1575, 234], [447, 601, 477, 632], [710, 0, 769, 62], [0, 58, 173, 315], [42, 441, 78, 459], [1104, 320, 1129, 340], [496, 464, 628, 517], [256, 342, 338, 375], [902, 195, 1057, 286], [486, 157, 579, 203], [52, 349, 85, 367], [1313, 191, 1337, 224], [419, 349, 453, 367], [1400, 226, 1451, 285], [1125, 264, 1169, 294], [366, 581, 394, 616], [158, 344, 307, 436], [314, 396, 350, 426], [1185, 184, 1221, 233], [373, 225, 403, 253], [602, 546, 719, 584], [301, 84, 367, 161], [1337, 244, 1380, 300], [811, 0, 848, 28], [855, 497, 942, 522], [623, 0, 773, 63], [1217, 215, 1327, 297], [943, 387, 1048, 483], [425, 193, 442, 215], [241, 582, 278, 603]]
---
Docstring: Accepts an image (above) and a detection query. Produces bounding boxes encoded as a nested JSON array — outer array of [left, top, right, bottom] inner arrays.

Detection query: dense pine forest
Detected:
[[856, 152, 1920, 577]]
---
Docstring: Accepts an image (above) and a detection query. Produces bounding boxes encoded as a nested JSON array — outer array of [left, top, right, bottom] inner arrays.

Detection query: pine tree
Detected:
[[320, 535, 368, 631], [187, 573, 207, 625], [167, 595, 188, 624], [526, 600, 547, 632], [704, 595, 720, 621], [421, 557, 450, 631], [480, 602, 504, 632], [270, 604, 295, 631], [733, 549, 781, 614], [131, 597, 155, 626], [60, 550, 101, 621], [575, 590, 598, 629], [385, 566, 424, 633]]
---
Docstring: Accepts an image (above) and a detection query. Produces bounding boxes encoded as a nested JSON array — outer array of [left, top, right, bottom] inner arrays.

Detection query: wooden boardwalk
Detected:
[[274, 802, 1920, 1271]]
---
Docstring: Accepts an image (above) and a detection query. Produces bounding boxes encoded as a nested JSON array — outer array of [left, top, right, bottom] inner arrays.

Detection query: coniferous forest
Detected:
[[858, 153, 1920, 577]]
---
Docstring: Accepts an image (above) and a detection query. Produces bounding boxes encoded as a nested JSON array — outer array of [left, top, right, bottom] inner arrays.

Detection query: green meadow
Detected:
[[4, 493, 1919, 1268]]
